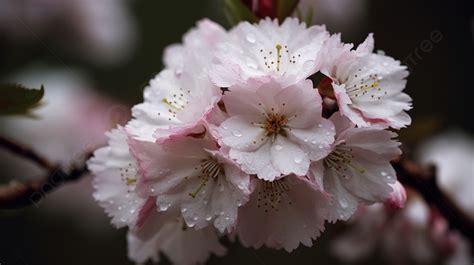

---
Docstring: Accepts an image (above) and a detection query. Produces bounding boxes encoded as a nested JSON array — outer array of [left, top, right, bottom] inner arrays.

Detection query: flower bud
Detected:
[[386, 180, 407, 209]]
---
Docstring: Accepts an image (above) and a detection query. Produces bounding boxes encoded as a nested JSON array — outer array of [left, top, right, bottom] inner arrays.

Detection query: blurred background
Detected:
[[0, 0, 472, 264]]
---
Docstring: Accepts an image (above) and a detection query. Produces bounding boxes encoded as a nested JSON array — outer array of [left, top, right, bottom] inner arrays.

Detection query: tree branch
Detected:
[[393, 157, 474, 242], [0, 135, 55, 171], [0, 135, 92, 209]]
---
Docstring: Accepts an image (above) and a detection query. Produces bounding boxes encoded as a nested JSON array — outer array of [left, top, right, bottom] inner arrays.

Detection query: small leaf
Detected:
[[277, 0, 300, 22], [0, 84, 45, 116], [224, 0, 258, 26]]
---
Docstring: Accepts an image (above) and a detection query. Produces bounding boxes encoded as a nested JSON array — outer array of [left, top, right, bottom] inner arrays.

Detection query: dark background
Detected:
[[0, 0, 472, 264]]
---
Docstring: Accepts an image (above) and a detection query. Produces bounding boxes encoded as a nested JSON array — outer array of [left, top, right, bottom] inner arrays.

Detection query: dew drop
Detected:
[[193, 216, 199, 221], [159, 204, 169, 211], [274, 144, 283, 151], [181, 207, 187, 213], [318, 144, 324, 149], [232, 130, 243, 137], [381, 171, 387, 176], [225, 216, 230, 221], [246, 34, 256, 43], [294, 157, 303, 164], [340, 198, 348, 208], [318, 124, 323, 128], [303, 138, 309, 142], [205, 216, 212, 221]]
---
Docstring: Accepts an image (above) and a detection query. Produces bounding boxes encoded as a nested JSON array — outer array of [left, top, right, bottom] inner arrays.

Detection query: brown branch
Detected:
[[0, 135, 92, 209], [393, 157, 474, 242], [0, 135, 55, 171]]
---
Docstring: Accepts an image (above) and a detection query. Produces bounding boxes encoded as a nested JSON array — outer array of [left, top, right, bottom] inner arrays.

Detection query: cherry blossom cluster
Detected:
[[88, 17, 412, 264]]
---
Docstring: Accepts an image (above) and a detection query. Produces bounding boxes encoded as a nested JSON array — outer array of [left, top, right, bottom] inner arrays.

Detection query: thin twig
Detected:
[[0, 135, 55, 171], [393, 157, 474, 242], [0, 135, 92, 209]]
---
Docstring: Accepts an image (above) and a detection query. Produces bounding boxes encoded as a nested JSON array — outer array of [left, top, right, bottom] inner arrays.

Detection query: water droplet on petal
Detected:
[[193, 216, 199, 221], [340, 198, 348, 208], [181, 207, 187, 213], [225, 216, 230, 221], [381, 171, 387, 176], [274, 144, 283, 151], [294, 157, 303, 164], [159, 204, 169, 211], [303, 138, 309, 142], [318, 144, 324, 149], [205, 216, 212, 221], [232, 130, 242, 137], [318, 124, 323, 128], [246, 34, 256, 43]]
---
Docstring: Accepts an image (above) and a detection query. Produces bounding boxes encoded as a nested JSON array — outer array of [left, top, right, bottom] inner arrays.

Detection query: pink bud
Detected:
[[242, 0, 278, 19], [385, 181, 407, 209]]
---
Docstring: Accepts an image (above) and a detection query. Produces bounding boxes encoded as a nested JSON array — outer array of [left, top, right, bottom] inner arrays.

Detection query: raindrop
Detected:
[[232, 130, 243, 137], [246, 34, 256, 43], [274, 144, 283, 151], [159, 204, 169, 211], [340, 198, 348, 208]]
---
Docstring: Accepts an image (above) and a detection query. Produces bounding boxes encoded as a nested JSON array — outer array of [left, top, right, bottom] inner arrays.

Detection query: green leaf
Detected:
[[277, 0, 299, 22], [224, 0, 258, 26], [0, 84, 45, 116]]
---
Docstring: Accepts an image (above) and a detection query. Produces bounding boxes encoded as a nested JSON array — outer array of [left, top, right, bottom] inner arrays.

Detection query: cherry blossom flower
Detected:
[[331, 198, 471, 265], [129, 135, 251, 233], [309, 113, 401, 221], [164, 19, 227, 71], [217, 79, 335, 181], [87, 127, 145, 228], [320, 34, 412, 129], [236, 174, 330, 252], [210, 17, 329, 87], [126, 60, 221, 142], [127, 206, 226, 265], [126, 20, 224, 142]]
